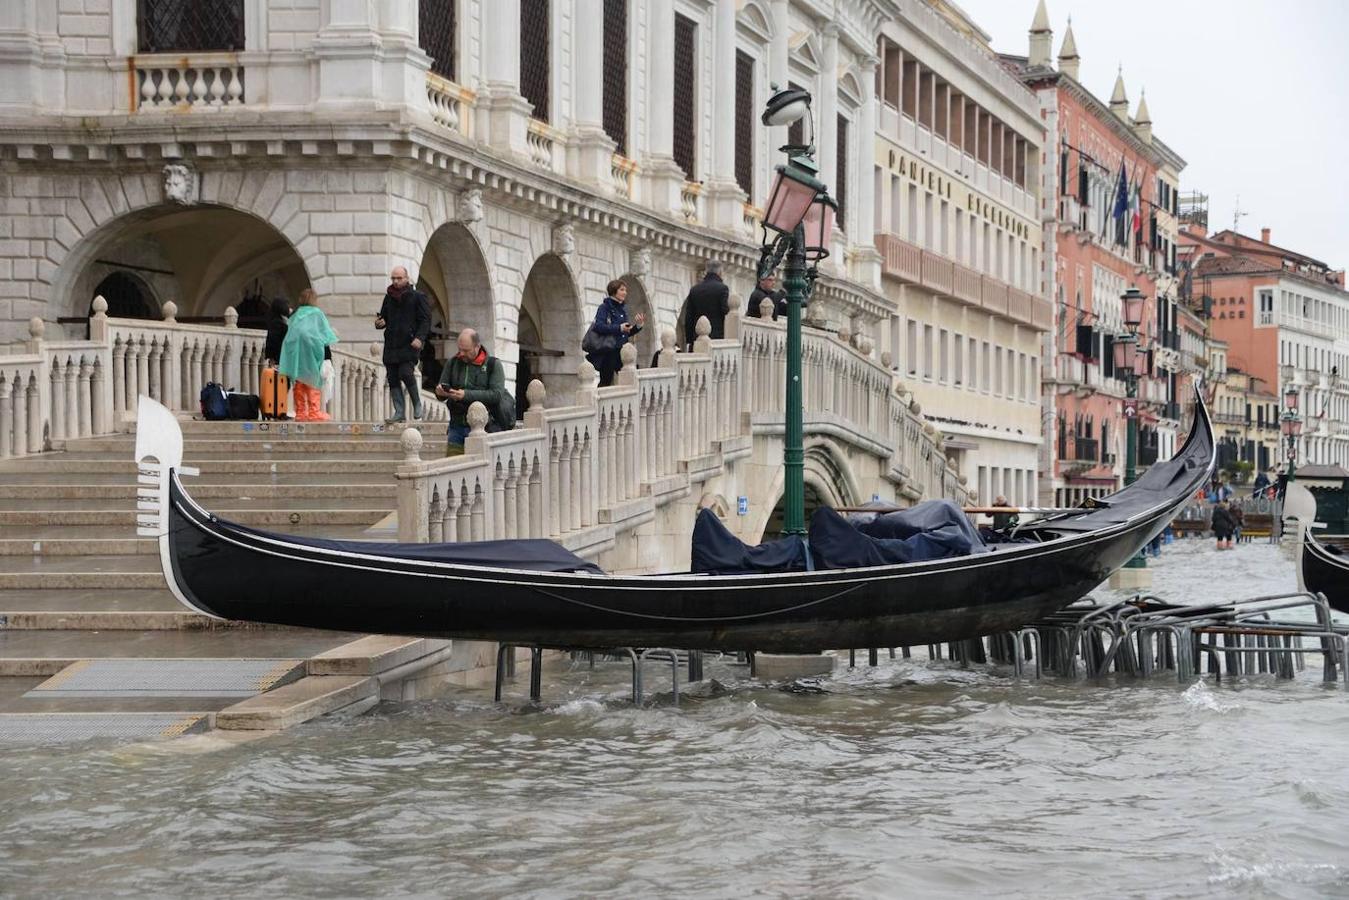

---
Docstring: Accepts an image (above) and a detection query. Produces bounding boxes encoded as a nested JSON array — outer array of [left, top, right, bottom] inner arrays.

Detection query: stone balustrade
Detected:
[[396, 314, 968, 555], [0, 297, 444, 458], [426, 74, 473, 138], [134, 55, 246, 111]]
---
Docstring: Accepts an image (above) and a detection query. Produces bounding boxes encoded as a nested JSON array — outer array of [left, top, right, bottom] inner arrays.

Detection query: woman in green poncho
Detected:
[[278, 289, 339, 421]]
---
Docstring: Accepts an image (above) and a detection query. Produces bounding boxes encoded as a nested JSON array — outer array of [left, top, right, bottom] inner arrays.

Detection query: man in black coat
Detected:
[[746, 274, 786, 320], [682, 260, 730, 349], [374, 265, 431, 423]]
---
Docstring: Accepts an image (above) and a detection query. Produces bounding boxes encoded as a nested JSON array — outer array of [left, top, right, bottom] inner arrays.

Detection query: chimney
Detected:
[[1260, 227, 1271, 243]]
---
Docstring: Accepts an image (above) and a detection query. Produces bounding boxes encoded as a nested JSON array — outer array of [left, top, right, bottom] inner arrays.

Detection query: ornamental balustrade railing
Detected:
[[395, 312, 969, 554], [0, 297, 445, 458]]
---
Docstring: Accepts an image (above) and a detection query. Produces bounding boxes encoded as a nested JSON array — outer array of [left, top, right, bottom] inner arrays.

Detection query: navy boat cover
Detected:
[[809, 502, 983, 569], [226, 520, 605, 574], [690, 508, 810, 574]]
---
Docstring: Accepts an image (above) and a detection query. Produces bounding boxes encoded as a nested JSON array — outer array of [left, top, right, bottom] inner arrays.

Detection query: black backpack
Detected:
[[199, 382, 229, 420], [485, 358, 516, 432]]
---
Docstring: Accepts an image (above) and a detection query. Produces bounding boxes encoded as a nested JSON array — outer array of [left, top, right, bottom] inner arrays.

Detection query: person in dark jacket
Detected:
[[263, 297, 290, 367], [746, 274, 786, 320], [682, 260, 730, 349], [435, 328, 506, 455], [586, 279, 645, 387], [1210, 500, 1237, 551], [374, 266, 431, 423]]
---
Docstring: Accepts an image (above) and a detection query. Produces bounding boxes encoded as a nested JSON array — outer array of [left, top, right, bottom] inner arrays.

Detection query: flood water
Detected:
[[4, 539, 1348, 898]]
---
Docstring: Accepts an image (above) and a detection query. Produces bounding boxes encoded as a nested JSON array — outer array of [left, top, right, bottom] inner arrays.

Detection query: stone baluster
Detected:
[[428, 491, 444, 543], [11, 374, 28, 457], [90, 359, 107, 435], [596, 411, 611, 511], [528, 452, 543, 537], [25, 376, 40, 453], [554, 430, 569, 535], [502, 460, 517, 539], [148, 337, 164, 403], [516, 454, 531, 538], [457, 483, 472, 541], [0, 377, 11, 458], [64, 356, 79, 437], [111, 338, 126, 422], [444, 483, 462, 542], [49, 360, 66, 442], [76, 358, 92, 437], [563, 431, 580, 532], [469, 484, 486, 541], [579, 428, 593, 527], [663, 385, 675, 476]]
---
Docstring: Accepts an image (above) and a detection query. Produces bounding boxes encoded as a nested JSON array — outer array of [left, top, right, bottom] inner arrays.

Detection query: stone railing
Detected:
[[397, 311, 965, 554], [0, 299, 446, 458], [134, 54, 245, 111], [610, 155, 636, 199], [527, 120, 559, 171], [680, 182, 701, 223], [426, 74, 474, 138]]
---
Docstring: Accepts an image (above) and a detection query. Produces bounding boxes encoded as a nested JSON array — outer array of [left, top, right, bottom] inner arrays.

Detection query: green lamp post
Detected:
[[1112, 287, 1148, 571], [756, 86, 837, 535], [1280, 368, 1301, 483]]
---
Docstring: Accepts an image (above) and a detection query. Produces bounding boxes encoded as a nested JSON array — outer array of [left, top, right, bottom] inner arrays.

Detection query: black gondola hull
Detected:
[[1301, 533, 1349, 614], [166, 477, 1178, 651]]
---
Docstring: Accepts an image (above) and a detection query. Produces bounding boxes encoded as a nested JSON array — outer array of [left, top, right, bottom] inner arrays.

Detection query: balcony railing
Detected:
[[426, 73, 474, 138], [878, 233, 1049, 330], [1070, 437, 1099, 462], [134, 54, 245, 111]]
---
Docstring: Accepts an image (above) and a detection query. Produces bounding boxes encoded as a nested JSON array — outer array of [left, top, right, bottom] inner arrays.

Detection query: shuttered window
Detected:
[[419, 1, 457, 80], [734, 50, 755, 198], [602, 0, 627, 155], [138, 0, 243, 52], [520, 0, 550, 122], [835, 114, 848, 230], [672, 14, 697, 180]]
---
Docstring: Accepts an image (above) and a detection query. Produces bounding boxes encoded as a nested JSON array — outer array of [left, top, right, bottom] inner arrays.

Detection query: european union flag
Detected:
[[1111, 159, 1129, 220]]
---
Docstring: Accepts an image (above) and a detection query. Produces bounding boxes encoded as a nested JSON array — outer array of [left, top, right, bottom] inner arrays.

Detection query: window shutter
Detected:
[[601, 0, 628, 154], [835, 114, 848, 229], [520, 0, 551, 122], [734, 50, 754, 197], [672, 15, 697, 180], [138, 0, 244, 53]]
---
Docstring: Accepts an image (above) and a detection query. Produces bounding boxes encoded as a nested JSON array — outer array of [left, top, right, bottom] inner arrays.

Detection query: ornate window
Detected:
[[672, 15, 697, 180], [602, 0, 628, 155], [419, 1, 457, 80], [734, 50, 754, 198], [520, 0, 551, 122], [137, 0, 244, 53], [835, 114, 848, 230]]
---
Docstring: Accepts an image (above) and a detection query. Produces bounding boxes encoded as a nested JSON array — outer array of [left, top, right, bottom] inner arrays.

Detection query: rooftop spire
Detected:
[[1029, 0, 1053, 68], [1031, 0, 1051, 33], [1058, 16, 1079, 79], [1134, 90, 1151, 124], [1110, 66, 1129, 120]]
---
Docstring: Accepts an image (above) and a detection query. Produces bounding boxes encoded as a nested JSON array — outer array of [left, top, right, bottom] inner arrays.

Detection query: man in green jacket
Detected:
[[435, 328, 506, 455]]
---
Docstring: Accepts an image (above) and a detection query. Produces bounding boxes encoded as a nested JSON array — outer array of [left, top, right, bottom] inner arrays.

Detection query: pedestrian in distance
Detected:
[[263, 297, 290, 367], [1210, 499, 1237, 551], [1252, 469, 1270, 495], [278, 289, 338, 422], [435, 328, 509, 456], [990, 495, 1019, 531], [1231, 504, 1245, 543], [584, 279, 645, 388], [746, 273, 786, 320], [375, 266, 430, 424], [682, 259, 729, 349]]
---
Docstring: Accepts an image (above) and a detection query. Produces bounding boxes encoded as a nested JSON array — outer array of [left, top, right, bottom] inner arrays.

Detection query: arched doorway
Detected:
[[417, 223, 495, 390], [520, 253, 583, 406], [59, 204, 310, 331], [91, 271, 158, 319], [763, 484, 828, 540]]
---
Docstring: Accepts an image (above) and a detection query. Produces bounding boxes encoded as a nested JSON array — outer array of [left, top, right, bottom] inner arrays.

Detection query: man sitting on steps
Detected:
[[435, 328, 506, 456]]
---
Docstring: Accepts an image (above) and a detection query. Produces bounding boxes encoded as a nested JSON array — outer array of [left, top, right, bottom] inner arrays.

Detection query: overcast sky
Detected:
[[954, 0, 1349, 268]]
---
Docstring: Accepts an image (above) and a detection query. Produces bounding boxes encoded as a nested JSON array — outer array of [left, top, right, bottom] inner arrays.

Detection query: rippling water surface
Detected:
[[4, 540, 1348, 898]]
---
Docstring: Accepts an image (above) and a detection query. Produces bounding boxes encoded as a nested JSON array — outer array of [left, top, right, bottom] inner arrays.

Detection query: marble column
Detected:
[[767, 0, 789, 150], [477, 0, 533, 159], [643, 0, 685, 215], [569, 0, 618, 188], [703, 0, 747, 229], [816, 23, 839, 207], [853, 54, 882, 289]]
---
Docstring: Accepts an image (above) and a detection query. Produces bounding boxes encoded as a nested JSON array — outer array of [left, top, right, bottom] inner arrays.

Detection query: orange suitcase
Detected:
[[261, 367, 289, 420]]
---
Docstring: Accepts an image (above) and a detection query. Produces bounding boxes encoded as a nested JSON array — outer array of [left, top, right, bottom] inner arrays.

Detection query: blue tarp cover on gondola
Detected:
[[225, 520, 605, 573], [690, 508, 810, 574], [808, 502, 983, 569]]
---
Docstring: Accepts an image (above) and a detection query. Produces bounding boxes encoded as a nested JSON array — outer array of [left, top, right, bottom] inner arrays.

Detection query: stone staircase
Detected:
[[0, 417, 459, 742]]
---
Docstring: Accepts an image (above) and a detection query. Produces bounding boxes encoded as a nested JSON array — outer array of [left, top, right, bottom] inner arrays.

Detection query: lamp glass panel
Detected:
[[763, 170, 816, 234], [1284, 388, 1299, 410], [1112, 339, 1136, 371], [1123, 295, 1145, 328]]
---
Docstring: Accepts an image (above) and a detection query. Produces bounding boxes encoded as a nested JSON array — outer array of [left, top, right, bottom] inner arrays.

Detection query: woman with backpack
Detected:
[[583, 279, 645, 387], [279, 289, 339, 422]]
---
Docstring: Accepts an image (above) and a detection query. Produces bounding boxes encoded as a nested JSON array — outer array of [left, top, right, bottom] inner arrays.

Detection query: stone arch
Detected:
[[619, 274, 655, 365], [519, 252, 584, 403], [738, 0, 775, 39], [90, 270, 158, 320], [51, 199, 312, 330], [417, 222, 496, 388], [754, 438, 860, 540]]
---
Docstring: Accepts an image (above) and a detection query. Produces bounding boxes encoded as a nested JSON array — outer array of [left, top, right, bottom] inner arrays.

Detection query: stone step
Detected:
[[134, 419, 425, 436], [60, 438, 413, 455], [0, 482, 395, 501], [0, 457, 407, 475], [0, 571, 164, 590], [0, 496, 393, 513], [307, 636, 450, 676], [0, 554, 161, 574], [0, 588, 184, 613], [214, 674, 378, 730], [0, 711, 214, 740], [0, 629, 354, 676], [0, 523, 390, 542], [0, 537, 157, 555], [0, 610, 231, 630], [0, 508, 388, 527], [0, 470, 398, 487]]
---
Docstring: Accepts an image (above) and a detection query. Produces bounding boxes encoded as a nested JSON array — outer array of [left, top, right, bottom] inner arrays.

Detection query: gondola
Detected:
[[136, 392, 1215, 653], [1300, 530, 1349, 614]]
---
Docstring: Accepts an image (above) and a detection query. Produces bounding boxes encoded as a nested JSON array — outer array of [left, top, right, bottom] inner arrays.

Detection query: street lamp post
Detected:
[[1112, 287, 1148, 577], [1280, 367, 1302, 484], [756, 86, 836, 535]]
